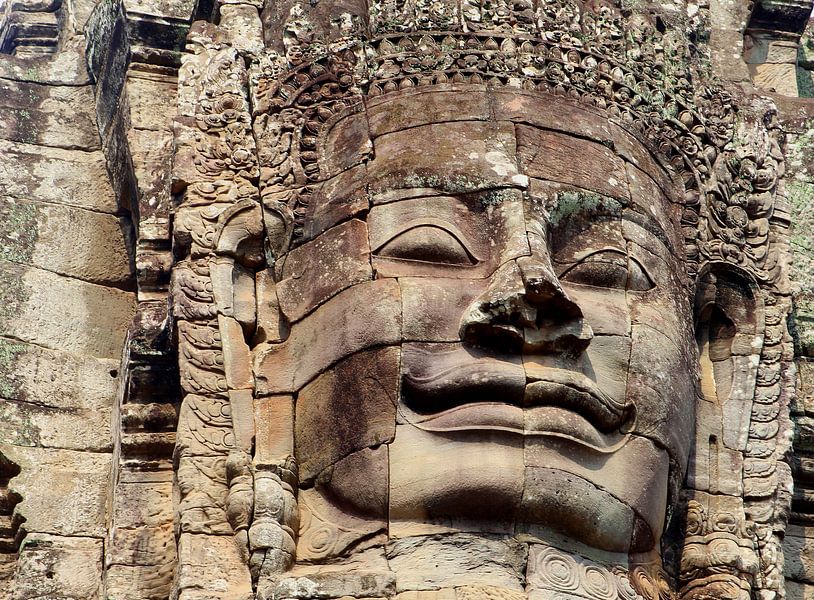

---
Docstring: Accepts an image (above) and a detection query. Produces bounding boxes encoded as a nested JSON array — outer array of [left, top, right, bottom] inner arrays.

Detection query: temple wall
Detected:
[[775, 94, 814, 599], [0, 1, 135, 597]]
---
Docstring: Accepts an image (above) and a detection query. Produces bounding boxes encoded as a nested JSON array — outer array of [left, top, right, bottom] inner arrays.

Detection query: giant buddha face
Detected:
[[253, 86, 698, 558]]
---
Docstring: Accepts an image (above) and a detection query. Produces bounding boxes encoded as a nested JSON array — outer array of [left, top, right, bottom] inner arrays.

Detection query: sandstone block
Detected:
[[366, 86, 491, 137], [0, 261, 135, 359], [254, 279, 402, 394], [785, 526, 814, 583], [0, 140, 116, 212], [516, 126, 629, 200], [254, 395, 294, 464], [0, 51, 90, 85], [296, 347, 398, 481], [523, 435, 669, 553], [0, 80, 100, 150], [0, 198, 132, 285], [518, 467, 635, 554], [299, 165, 369, 243], [492, 89, 614, 146], [389, 424, 524, 537], [368, 121, 523, 194], [276, 219, 372, 323], [400, 277, 486, 342], [12, 534, 103, 600], [2, 445, 110, 537], [0, 399, 112, 451], [264, 571, 396, 600], [387, 533, 527, 591], [0, 336, 118, 411], [106, 563, 175, 600], [125, 73, 178, 131], [319, 110, 373, 181], [176, 533, 253, 599]]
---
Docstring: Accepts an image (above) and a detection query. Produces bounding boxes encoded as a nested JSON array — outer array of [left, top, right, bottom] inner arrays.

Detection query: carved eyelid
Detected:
[[372, 219, 482, 262], [558, 247, 653, 289], [555, 247, 628, 277]]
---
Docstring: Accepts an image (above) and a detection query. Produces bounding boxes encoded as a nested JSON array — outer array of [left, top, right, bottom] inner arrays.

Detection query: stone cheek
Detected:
[[295, 347, 399, 483]]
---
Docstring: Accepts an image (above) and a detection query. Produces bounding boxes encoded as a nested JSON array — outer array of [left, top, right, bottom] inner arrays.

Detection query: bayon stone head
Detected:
[[171, 1, 793, 598]]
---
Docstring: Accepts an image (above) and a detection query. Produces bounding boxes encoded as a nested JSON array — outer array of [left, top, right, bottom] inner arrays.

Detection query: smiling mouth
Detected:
[[399, 345, 634, 451]]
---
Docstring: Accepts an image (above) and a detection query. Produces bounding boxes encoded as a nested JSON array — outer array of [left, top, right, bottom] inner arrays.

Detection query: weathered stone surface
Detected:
[[389, 425, 524, 536], [0, 79, 100, 150], [175, 533, 253, 599], [263, 570, 396, 600], [400, 277, 487, 342], [296, 347, 398, 481], [387, 534, 527, 591], [749, 62, 799, 96], [254, 395, 294, 464], [299, 165, 370, 243], [125, 75, 177, 132], [368, 190, 529, 280], [0, 336, 119, 411], [12, 534, 103, 600], [319, 111, 373, 181], [0, 51, 90, 85], [523, 435, 669, 553], [0, 0, 802, 597], [366, 87, 492, 137], [0, 140, 117, 211], [3, 445, 110, 537], [516, 127, 629, 201], [518, 467, 636, 554], [788, 580, 814, 600], [786, 526, 814, 583], [492, 90, 614, 146], [368, 121, 524, 194], [276, 219, 372, 323], [0, 399, 112, 451], [254, 280, 402, 393], [0, 198, 133, 285], [298, 469, 387, 562], [106, 563, 176, 600], [0, 261, 135, 359]]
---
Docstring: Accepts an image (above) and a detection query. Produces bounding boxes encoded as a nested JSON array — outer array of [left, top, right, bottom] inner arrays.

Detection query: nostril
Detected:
[[462, 322, 525, 354], [534, 295, 583, 326]]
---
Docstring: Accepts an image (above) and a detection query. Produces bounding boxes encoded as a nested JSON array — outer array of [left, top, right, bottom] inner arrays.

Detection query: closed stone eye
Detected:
[[560, 250, 653, 291], [375, 225, 477, 265]]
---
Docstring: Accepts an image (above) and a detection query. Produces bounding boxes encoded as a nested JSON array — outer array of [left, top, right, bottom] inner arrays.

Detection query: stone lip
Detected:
[[524, 369, 631, 431], [401, 348, 634, 448]]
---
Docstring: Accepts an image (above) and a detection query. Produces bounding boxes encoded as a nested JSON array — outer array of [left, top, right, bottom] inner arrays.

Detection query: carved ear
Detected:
[[214, 200, 265, 267], [262, 200, 295, 266], [695, 264, 763, 451]]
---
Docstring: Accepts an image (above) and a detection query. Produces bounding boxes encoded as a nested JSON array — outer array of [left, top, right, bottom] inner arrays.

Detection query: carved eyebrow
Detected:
[[621, 208, 677, 255], [553, 246, 627, 276], [547, 197, 676, 257], [547, 191, 626, 226], [371, 187, 449, 205]]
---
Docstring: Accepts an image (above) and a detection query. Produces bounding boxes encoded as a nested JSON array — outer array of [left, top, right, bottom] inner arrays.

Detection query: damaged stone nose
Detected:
[[459, 256, 593, 355]]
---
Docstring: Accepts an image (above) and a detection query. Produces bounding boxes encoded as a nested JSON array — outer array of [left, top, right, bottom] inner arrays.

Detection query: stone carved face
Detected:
[[254, 88, 698, 560]]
